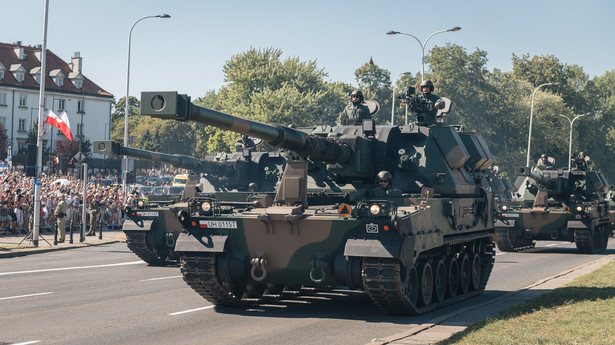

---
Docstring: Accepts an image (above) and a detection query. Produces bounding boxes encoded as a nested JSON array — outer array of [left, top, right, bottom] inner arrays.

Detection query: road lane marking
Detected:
[[168, 306, 214, 316], [140, 275, 182, 282], [0, 260, 144, 277], [11, 341, 41, 345], [545, 243, 559, 247], [0, 292, 54, 301]]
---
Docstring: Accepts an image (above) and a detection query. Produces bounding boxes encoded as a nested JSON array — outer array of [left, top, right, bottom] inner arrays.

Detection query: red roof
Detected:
[[0, 42, 113, 98]]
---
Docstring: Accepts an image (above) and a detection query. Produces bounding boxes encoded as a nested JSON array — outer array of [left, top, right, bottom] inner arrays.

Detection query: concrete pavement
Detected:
[[0, 227, 126, 258]]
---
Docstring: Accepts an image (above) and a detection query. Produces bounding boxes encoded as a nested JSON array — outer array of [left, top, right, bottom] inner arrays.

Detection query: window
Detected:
[[0, 117, 6, 126], [19, 95, 27, 107], [18, 119, 26, 132], [77, 123, 84, 136], [58, 99, 66, 111], [0, 70, 4, 80], [78, 100, 85, 113], [74, 80, 82, 89], [55, 77, 63, 87], [15, 73, 24, 82], [0, 93, 6, 106]]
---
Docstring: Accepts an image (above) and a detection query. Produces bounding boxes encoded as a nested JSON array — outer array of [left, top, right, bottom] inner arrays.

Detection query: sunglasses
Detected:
[[379, 180, 389, 183]]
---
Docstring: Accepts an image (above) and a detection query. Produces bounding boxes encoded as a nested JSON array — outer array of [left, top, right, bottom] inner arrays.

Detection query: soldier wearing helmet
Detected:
[[415, 80, 445, 126], [337, 90, 372, 125], [248, 182, 258, 192], [535, 153, 554, 171], [572, 151, 591, 171], [370, 171, 401, 198]]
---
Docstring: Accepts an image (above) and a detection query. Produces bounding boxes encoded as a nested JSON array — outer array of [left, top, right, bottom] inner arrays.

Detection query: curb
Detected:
[[368, 254, 615, 345]]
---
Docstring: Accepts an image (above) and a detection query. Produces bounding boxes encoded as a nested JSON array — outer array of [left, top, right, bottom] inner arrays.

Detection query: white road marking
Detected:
[[545, 243, 559, 247], [140, 275, 182, 282], [0, 260, 144, 277], [0, 292, 54, 301], [496, 252, 507, 256], [168, 305, 214, 316], [11, 341, 41, 345]]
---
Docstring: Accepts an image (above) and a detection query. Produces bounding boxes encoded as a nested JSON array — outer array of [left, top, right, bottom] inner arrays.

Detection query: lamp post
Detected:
[[387, 27, 461, 82], [123, 13, 170, 195], [526, 82, 560, 166], [552, 112, 590, 169], [391, 72, 410, 125]]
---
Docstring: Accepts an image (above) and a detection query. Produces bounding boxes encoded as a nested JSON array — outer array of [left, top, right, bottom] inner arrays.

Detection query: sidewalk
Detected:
[[0, 228, 126, 258]]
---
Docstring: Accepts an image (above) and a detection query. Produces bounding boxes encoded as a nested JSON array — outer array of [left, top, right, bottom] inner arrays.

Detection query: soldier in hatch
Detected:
[[338, 90, 372, 125], [370, 171, 401, 197], [413, 80, 445, 126]]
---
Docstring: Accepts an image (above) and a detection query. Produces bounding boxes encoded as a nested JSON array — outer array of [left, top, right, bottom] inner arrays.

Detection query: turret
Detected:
[[93, 140, 285, 192], [515, 166, 556, 188]]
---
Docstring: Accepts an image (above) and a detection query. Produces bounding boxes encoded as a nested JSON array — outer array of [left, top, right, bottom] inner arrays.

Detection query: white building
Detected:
[[0, 41, 113, 158]]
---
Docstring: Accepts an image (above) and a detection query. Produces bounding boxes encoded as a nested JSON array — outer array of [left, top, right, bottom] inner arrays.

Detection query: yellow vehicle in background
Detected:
[[171, 174, 189, 187]]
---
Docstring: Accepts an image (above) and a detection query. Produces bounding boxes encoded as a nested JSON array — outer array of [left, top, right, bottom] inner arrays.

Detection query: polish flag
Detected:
[[46, 110, 73, 140], [53, 157, 59, 164]]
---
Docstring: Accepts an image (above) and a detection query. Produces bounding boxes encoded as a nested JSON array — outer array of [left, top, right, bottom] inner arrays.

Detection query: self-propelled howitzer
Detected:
[[93, 141, 284, 265], [140, 91, 497, 315], [495, 166, 610, 253]]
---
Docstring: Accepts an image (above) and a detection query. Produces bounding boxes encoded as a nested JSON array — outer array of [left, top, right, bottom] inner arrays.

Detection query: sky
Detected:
[[3, 0, 614, 101]]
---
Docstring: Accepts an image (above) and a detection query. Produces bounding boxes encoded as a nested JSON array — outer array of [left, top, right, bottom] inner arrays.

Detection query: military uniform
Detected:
[[338, 102, 372, 125], [87, 196, 101, 236], [536, 157, 554, 171], [54, 196, 68, 242], [415, 93, 444, 126], [235, 136, 256, 151], [370, 185, 402, 198]]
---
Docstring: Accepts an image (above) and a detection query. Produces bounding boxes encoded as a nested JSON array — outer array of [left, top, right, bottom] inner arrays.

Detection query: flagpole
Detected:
[[33, 0, 50, 247]]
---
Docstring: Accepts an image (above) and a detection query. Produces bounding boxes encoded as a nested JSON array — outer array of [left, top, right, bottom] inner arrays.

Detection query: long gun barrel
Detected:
[[140, 91, 353, 164], [515, 166, 554, 187], [93, 140, 235, 177]]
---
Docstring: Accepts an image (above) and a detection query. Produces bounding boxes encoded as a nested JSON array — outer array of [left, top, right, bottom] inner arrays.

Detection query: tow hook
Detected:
[[250, 252, 268, 282], [310, 252, 328, 283]]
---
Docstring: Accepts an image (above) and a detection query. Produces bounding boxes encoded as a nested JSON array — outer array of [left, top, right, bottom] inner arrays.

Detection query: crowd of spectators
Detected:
[[0, 167, 186, 237], [0, 170, 124, 236]]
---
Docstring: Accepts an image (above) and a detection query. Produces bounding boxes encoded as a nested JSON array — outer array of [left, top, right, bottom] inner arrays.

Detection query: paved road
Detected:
[[1, 240, 613, 345]]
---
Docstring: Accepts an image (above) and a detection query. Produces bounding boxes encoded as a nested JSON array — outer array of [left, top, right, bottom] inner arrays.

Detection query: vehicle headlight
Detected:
[[201, 201, 212, 212], [576, 205, 583, 212], [501, 205, 508, 211], [369, 204, 381, 215], [137, 200, 145, 208]]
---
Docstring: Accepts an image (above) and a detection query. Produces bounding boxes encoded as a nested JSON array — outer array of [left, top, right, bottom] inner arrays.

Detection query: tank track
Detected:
[[575, 223, 610, 254], [181, 253, 334, 307], [362, 233, 495, 315], [125, 231, 168, 266], [181, 253, 247, 306], [494, 228, 536, 252]]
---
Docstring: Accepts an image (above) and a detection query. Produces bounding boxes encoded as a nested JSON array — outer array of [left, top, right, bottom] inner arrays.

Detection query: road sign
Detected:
[[74, 151, 86, 162]]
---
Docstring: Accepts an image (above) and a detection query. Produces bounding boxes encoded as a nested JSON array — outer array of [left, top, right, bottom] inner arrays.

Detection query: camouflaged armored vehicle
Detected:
[[139, 91, 496, 315], [93, 141, 284, 265], [495, 166, 610, 253]]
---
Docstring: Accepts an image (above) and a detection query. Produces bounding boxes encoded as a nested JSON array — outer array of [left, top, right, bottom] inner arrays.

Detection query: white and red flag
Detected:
[[53, 157, 59, 164], [46, 110, 73, 140]]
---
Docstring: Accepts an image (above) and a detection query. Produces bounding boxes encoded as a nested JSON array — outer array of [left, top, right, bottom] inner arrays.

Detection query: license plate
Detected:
[[501, 213, 519, 218], [199, 220, 238, 229], [137, 211, 159, 217]]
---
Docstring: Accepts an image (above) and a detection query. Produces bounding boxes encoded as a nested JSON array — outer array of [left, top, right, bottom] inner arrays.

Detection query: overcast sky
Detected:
[[3, 0, 614, 100]]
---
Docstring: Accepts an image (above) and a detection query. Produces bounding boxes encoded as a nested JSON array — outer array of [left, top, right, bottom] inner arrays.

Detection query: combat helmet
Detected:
[[350, 90, 364, 102], [420, 80, 434, 92], [376, 170, 392, 184]]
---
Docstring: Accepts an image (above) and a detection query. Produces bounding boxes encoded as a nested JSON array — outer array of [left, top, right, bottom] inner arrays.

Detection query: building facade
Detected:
[[0, 41, 113, 161]]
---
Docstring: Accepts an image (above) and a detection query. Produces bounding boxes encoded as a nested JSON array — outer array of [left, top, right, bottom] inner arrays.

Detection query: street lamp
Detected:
[[123, 13, 171, 195], [552, 112, 590, 169], [387, 27, 461, 82], [526, 82, 560, 166], [391, 72, 410, 125]]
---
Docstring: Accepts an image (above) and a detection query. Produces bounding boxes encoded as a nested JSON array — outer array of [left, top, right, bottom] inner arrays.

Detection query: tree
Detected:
[[194, 47, 348, 154], [354, 61, 392, 124]]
